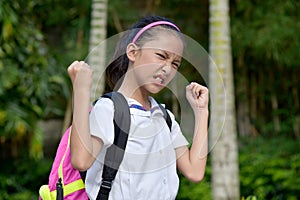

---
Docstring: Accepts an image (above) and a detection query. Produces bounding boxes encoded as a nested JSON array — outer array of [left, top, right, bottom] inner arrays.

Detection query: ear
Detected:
[[126, 43, 139, 62]]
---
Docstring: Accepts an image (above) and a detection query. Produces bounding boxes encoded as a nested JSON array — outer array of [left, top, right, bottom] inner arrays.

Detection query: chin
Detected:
[[142, 83, 166, 95], [149, 86, 164, 94]]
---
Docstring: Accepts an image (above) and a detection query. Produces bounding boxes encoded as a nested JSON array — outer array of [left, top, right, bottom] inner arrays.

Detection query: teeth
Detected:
[[155, 77, 163, 83]]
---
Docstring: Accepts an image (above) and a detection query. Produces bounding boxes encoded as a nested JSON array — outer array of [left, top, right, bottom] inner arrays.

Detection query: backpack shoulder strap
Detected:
[[96, 92, 131, 200], [158, 104, 172, 131]]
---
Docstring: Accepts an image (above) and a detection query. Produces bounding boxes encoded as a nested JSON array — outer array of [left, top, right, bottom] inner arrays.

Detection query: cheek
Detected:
[[171, 71, 177, 79], [165, 69, 177, 84], [139, 62, 161, 73], [133, 64, 155, 80]]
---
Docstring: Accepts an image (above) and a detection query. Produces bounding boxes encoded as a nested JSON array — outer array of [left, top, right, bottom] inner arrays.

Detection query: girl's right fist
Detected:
[[67, 61, 93, 90]]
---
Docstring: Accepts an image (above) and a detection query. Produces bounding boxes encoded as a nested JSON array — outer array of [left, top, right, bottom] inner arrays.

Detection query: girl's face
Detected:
[[129, 31, 184, 94]]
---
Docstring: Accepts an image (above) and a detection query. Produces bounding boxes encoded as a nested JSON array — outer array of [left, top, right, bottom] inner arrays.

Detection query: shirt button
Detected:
[[163, 179, 167, 184]]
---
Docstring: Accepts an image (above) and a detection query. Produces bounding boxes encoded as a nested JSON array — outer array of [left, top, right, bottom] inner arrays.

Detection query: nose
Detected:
[[161, 62, 171, 74]]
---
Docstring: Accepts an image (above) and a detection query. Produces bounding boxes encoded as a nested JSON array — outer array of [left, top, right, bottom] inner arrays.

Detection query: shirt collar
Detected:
[[127, 96, 164, 116]]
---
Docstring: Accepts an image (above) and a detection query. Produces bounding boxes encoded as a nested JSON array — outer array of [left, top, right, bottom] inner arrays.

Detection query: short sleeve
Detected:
[[167, 110, 189, 148], [89, 97, 115, 146]]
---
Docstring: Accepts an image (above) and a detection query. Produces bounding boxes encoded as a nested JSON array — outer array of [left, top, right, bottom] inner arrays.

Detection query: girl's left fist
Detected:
[[186, 82, 209, 110]]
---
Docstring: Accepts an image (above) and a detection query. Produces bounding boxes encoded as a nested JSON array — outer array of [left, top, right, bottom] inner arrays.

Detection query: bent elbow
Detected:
[[190, 174, 204, 183], [71, 156, 91, 171], [186, 171, 205, 183]]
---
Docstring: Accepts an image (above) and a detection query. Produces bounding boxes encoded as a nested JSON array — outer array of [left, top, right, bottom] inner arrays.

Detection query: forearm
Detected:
[[190, 109, 208, 165], [181, 109, 208, 182], [70, 88, 95, 170], [177, 109, 209, 182], [178, 82, 209, 182]]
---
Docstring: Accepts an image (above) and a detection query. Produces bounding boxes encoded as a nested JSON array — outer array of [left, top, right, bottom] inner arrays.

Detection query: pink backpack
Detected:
[[39, 92, 132, 200], [39, 126, 88, 199]]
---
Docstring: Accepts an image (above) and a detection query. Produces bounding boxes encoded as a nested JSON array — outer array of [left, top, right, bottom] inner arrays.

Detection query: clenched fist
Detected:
[[68, 61, 93, 91], [186, 82, 209, 111]]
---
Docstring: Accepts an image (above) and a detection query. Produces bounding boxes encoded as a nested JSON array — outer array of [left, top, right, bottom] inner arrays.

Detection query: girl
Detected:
[[68, 16, 209, 200]]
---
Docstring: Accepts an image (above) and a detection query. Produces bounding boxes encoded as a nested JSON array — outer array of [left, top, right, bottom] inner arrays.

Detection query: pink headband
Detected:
[[132, 21, 181, 43]]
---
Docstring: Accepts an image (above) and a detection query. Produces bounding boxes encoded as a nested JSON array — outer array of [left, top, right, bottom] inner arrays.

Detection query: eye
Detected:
[[172, 62, 180, 69], [156, 53, 166, 59]]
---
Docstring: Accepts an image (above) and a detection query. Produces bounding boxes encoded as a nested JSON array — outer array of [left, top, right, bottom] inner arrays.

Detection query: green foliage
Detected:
[[0, 0, 89, 159], [32, 0, 91, 62], [0, 1, 50, 158], [231, 0, 300, 68], [177, 165, 212, 200], [0, 158, 52, 200], [1, 0, 299, 199], [2, 136, 299, 199], [231, 0, 300, 137], [239, 136, 300, 199]]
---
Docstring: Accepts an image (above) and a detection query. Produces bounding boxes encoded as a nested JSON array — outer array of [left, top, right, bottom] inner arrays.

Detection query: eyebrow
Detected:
[[157, 49, 182, 61]]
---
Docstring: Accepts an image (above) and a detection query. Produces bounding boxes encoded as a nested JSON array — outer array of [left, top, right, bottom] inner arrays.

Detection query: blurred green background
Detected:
[[0, 0, 299, 199]]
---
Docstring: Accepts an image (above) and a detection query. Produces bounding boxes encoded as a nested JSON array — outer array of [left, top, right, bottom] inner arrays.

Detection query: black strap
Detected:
[[96, 92, 131, 200], [56, 178, 63, 200], [79, 171, 87, 182], [158, 104, 172, 131]]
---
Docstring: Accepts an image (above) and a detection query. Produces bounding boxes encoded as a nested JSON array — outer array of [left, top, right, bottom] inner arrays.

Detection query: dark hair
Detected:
[[106, 16, 182, 90]]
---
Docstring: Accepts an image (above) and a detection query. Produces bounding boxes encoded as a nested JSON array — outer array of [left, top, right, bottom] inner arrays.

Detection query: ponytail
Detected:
[[105, 30, 132, 89], [106, 54, 129, 90]]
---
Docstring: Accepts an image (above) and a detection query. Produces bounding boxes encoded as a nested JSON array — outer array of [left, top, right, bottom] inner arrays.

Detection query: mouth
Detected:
[[153, 74, 166, 85]]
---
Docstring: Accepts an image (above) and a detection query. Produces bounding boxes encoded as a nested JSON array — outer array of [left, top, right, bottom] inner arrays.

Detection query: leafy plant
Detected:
[[239, 136, 300, 199], [0, 1, 69, 159], [0, 158, 52, 200], [177, 158, 212, 200]]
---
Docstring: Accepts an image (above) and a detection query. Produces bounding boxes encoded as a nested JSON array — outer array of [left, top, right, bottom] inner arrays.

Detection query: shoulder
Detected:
[[89, 97, 115, 145], [93, 96, 114, 108], [91, 97, 115, 118]]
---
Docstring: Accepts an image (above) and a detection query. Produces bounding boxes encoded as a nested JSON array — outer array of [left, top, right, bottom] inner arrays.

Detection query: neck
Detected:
[[118, 83, 151, 110], [117, 66, 152, 110]]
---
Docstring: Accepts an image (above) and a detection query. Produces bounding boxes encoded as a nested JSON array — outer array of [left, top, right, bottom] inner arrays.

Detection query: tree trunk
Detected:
[[270, 92, 281, 133], [250, 72, 258, 136], [236, 54, 251, 136], [209, 0, 240, 199], [269, 72, 281, 133], [88, 0, 108, 102], [292, 73, 300, 138]]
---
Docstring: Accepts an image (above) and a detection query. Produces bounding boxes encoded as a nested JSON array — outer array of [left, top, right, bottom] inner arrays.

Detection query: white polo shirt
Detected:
[[85, 96, 189, 200]]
